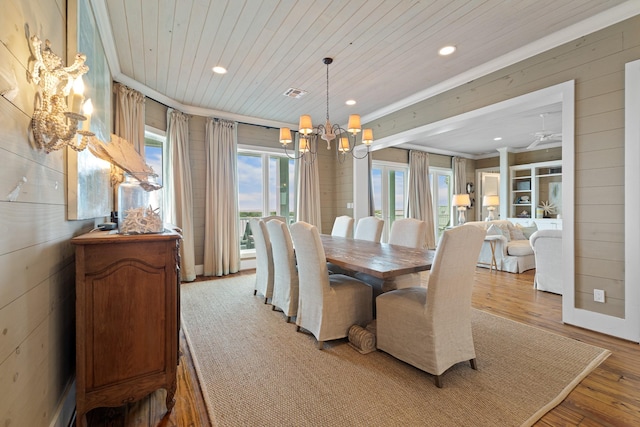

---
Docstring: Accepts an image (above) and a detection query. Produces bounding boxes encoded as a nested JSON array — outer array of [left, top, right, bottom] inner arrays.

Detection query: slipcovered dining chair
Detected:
[[290, 221, 373, 349], [331, 215, 354, 238], [250, 218, 274, 304], [266, 219, 299, 322], [388, 218, 427, 248], [376, 225, 485, 388], [263, 215, 287, 224], [355, 218, 428, 294], [354, 216, 384, 242]]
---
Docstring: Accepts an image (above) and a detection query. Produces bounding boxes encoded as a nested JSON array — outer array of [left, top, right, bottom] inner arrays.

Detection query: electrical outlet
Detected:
[[594, 289, 605, 303]]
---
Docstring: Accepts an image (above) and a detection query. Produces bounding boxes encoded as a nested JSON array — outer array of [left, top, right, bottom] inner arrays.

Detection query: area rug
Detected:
[[180, 274, 610, 427]]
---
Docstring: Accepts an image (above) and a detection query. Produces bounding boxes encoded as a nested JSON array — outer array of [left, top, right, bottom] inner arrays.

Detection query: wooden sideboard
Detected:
[[71, 230, 181, 427]]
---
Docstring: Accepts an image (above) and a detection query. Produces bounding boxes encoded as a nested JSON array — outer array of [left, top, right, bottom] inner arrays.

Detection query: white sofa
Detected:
[[529, 229, 563, 294], [464, 220, 536, 273]]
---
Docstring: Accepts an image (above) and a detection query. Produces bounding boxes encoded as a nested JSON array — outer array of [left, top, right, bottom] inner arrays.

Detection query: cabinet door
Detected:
[[86, 260, 168, 389]]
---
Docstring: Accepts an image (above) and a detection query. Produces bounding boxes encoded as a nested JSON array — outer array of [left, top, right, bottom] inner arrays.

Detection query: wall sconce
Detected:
[[29, 35, 96, 153]]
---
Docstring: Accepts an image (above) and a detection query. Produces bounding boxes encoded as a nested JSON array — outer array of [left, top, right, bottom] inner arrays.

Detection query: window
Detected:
[[144, 130, 165, 185], [430, 168, 453, 241], [238, 149, 296, 252], [372, 161, 453, 243], [371, 162, 408, 242]]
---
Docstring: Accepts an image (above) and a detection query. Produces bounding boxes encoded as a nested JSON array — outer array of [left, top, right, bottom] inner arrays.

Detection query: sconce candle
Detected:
[[70, 76, 85, 114], [82, 99, 93, 132]]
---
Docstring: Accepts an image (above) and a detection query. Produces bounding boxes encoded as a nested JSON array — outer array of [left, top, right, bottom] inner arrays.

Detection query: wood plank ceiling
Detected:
[[98, 0, 634, 154]]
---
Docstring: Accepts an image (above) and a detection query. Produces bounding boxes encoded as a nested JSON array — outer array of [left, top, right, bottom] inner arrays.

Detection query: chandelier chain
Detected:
[[326, 62, 330, 121]]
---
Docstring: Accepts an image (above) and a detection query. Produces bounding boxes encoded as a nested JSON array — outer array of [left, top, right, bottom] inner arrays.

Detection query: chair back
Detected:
[[425, 225, 485, 320], [266, 219, 299, 316], [290, 222, 329, 302], [354, 216, 384, 242], [250, 218, 274, 299], [331, 215, 354, 238], [389, 218, 427, 248], [263, 215, 287, 224]]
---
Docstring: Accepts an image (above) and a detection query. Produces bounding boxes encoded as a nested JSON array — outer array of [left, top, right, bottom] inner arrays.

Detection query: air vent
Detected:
[[283, 88, 307, 99]]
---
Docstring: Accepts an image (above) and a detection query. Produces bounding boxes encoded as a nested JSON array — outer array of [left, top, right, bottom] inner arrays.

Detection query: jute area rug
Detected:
[[181, 274, 610, 427]]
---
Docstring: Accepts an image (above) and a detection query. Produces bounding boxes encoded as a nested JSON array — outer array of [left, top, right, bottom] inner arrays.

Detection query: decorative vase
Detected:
[[117, 174, 163, 234]]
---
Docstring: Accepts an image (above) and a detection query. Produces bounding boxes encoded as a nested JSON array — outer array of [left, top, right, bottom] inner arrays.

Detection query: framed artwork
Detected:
[[549, 182, 562, 216], [66, 0, 112, 220]]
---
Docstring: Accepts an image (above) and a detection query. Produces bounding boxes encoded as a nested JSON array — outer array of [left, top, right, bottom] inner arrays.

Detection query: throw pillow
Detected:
[[510, 227, 527, 241], [496, 223, 511, 242], [516, 222, 538, 239]]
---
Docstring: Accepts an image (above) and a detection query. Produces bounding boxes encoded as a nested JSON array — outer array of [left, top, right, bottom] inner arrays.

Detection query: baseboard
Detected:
[[49, 378, 76, 427]]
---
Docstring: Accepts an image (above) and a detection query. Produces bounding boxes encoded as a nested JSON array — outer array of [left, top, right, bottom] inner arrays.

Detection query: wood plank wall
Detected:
[[365, 15, 640, 318], [0, 1, 95, 426]]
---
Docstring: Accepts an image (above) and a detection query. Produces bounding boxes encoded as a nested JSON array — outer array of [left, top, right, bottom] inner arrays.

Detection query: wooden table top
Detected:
[[320, 234, 435, 279]]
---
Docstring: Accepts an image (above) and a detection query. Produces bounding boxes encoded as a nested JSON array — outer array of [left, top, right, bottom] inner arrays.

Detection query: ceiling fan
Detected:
[[527, 113, 562, 149]]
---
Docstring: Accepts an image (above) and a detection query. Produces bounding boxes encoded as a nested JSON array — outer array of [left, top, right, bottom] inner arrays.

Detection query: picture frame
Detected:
[[66, 0, 112, 220]]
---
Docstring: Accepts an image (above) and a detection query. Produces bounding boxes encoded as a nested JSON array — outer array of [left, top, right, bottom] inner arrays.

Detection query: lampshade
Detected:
[[452, 194, 471, 207], [298, 115, 313, 135], [279, 127, 292, 145], [338, 137, 350, 152], [347, 114, 361, 133], [482, 194, 500, 207], [362, 128, 373, 145]]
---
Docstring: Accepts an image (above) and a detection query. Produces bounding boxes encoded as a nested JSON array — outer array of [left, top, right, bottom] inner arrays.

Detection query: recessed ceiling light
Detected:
[[494, 137, 502, 141], [438, 45, 456, 56], [212, 66, 227, 74], [346, 99, 356, 106]]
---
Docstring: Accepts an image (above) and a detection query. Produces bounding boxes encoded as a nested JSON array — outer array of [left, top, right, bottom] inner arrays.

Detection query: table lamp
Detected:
[[482, 194, 500, 221], [452, 194, 471, 225]]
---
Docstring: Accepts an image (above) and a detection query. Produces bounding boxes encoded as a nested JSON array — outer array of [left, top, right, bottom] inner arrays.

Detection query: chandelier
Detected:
[[29, 35, 96, 153], [279, 58, 373, 163]]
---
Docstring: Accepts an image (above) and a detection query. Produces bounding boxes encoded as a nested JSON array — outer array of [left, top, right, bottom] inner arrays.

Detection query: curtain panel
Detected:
[[113, 83, 145, 186], [296, 135, 322, 228], [453, 156, 467, 195], [114, 83, 145, 155], [204, 118, 241, 276], [165, 108, 196, 282], [407, 150, 436, 249]]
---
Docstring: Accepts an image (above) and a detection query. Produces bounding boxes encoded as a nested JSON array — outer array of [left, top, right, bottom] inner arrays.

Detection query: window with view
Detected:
[[238, 150, 296, 252], [372, 162, 453, 243]]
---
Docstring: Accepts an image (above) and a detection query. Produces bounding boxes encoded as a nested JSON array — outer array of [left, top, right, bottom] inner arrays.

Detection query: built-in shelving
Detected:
[[509, 161, 562, 219]]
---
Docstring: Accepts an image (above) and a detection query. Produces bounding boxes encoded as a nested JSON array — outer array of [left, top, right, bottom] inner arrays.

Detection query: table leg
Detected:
[[489, 240, 498, 272]]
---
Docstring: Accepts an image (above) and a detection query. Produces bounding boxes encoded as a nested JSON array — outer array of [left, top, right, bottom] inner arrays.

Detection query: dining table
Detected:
[[320, 234, 436, 293]]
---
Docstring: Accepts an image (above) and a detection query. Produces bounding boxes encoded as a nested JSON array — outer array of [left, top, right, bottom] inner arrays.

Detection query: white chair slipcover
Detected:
[[355, 218, 428, 293], [530, 229, 563, 294], [250, 218, 274, 304], [331, 215, 354, 238], [376, 224, 485, 387], [388, 218, 427, 248], [290, 221, 373, 349], [354, 216, 384, 242], [266, 219, 299, 322]]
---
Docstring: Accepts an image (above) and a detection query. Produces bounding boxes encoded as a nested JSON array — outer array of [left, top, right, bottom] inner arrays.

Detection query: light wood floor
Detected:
[[81, 268, 640, 426]]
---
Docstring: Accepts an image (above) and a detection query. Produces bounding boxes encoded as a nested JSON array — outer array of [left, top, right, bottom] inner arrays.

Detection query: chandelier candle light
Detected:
[[279, 58, 373, 163], [30, 35, 96, 153]]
